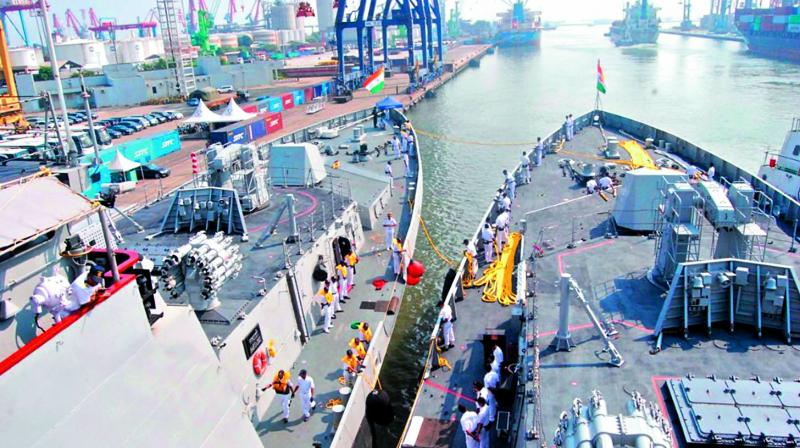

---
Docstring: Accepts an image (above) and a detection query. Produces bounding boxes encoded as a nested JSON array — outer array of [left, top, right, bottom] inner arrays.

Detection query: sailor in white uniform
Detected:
[[481, 222, 495, 263], [330, 277, 343, 312], [439, 300, 455, 349], [520, 151, 531, 184], [392, 135, 401, 159], [475, 380, 497, 428], [534, 137, 544, 166], [29, 274, 71, 326], [494, 211, 510, 252], [295, 369, 316, 422], [403, 152, 412, 178], [65, 265, 104, 315], [503, 169, 516, 200], [383, 212, 398, 251], [492, 344, 504, 367], [459, 404, 481, 448], [464, 239, 478, 278], [385, 161, 394, 195], [483, 365, 500, 390], [476, 397, 492, 448]]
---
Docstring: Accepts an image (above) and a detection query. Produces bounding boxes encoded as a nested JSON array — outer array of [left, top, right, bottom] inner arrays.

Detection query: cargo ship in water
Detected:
[[609, 0, 660, 46], [495, 1, 542, 47], [735, 4, 800, 62], [400, 109, 800, 447]]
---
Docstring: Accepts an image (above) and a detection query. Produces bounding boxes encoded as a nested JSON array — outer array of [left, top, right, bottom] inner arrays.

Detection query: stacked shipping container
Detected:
[[208, 113, 284, 146]]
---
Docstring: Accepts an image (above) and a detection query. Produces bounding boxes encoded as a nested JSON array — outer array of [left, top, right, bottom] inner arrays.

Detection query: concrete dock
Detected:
[[113, 44, 492, 211]]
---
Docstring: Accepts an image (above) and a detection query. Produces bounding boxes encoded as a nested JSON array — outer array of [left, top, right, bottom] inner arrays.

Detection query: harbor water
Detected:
[[379, 25, 800, 441]]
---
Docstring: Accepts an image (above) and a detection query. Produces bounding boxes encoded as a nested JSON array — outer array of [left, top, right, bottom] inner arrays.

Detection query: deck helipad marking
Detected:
[[250, 188, 319, 232], [650, 375, 680, 448], [423, 379, 477, 404], [556, 240, 616, 274]]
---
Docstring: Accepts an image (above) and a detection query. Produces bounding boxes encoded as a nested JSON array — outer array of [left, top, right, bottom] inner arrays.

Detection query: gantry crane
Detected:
[[334, 0, 444, 88]]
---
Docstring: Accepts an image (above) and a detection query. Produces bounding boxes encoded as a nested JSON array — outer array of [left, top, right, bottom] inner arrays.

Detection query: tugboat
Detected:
[[609, 0, 660, 46], [495, 0, 542, 47]]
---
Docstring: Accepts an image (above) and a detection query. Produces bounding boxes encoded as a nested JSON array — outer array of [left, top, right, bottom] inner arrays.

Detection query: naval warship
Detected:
[[0, 107, 423, 447], [399, 110, 800, 448], [609, 0, 660, 47]]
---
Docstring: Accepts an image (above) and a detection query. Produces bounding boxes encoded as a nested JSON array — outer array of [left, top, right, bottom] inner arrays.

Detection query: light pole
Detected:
[[38, 0, 77, 165]]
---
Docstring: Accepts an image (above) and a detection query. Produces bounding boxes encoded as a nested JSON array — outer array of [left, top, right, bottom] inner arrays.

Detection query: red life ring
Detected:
[[252, 350, 268, 376]]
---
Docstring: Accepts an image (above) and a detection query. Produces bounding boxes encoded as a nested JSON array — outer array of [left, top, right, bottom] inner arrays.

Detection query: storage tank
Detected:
[[317, 0, 334, 34], [8, 47, 41, 72], [219, 33, 239, 48], [54, 39, 109, 71], [270, 2, 297, 30], [252, 29, 279, 46]]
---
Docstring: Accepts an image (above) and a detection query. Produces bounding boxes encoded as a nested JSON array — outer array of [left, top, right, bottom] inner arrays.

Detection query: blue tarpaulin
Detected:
[[376, 96, 403, 111]]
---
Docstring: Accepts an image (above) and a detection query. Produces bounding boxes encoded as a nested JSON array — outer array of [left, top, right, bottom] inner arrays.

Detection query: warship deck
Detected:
[[118, 117, 421, 446], [404, 119, 800, 448]]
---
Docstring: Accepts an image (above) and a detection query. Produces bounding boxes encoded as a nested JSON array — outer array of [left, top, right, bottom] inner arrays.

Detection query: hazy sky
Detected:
[[7, 0, 713, 46]]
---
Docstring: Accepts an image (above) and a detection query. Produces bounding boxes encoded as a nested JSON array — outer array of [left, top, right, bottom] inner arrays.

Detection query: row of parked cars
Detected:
[[28, 111, 99, 128], [95, 110, 184, 140]]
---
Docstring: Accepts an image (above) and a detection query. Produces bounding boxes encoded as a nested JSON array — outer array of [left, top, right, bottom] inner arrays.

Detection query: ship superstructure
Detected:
[[609, 0, 660, 46], [495, 1, 542, 47]]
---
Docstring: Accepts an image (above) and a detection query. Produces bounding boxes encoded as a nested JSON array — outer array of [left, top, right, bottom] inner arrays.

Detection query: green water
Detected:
[[379, 26, 800, 440]]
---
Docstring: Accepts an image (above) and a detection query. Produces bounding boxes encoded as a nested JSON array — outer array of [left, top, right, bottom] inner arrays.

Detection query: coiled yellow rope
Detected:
[[473, 232, 522, 306]]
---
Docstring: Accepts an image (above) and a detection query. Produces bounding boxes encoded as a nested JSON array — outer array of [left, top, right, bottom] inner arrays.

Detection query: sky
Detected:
[[6, 0, 715, 46]]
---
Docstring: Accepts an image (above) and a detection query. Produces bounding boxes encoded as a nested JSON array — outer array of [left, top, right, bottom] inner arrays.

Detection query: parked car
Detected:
[[187, 97, 200, 106], [110, 125, 134, 135], [139, 163, 171, 179], [106, 128, 122, 139], [217, 85, 234, 94], [163, 110, 184, 119], [150, 111, 170, 121], [122, 117, 149, 128], [118, 120, 143, 131], [236, 89, 250, 101], [147, 113, 166, 123]]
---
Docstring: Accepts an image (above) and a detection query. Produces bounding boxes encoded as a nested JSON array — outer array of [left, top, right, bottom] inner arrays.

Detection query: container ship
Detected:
[[609, 0, 660, 46], [400, 110, 800, 447], [495, 1, 542, 47], [735, 4, 800, 62]]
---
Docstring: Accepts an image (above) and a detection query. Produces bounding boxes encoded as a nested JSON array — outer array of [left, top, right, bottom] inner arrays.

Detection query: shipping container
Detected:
[[292, 89, 305, 105], [304, 87, 314, 102], [210, 121, 251, 146], [249, 116, 267, 141], [774, 15, 788, 24], [282, 93, 294, 109], [789, 15, 800, 24], [313, 84, 323, 97], [268, 97, 283, 112], [763, 15, 773, 24], [256, 99, 271, 113], [265, 112, 283, 134], [789, 23, 800, 33], [777, 6, 795, 15], [738, 15, 754, 23], [242, 104, 259, 113]]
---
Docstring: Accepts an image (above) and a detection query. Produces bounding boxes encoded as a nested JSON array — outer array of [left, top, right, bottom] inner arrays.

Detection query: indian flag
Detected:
[[363, 67, 385, 94], [596, 59, 607, 94]]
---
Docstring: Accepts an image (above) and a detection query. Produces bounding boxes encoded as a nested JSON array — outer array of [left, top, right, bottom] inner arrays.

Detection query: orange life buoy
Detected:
[[252, 350, 268, 376]]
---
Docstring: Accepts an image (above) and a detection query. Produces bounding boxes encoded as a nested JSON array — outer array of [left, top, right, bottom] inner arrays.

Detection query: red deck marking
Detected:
[[250, 188, 319, 232], [766, 247, 800, 259], [423, 379, 477, 404], [539, 320, 653, 337], [650, 375, 680, 448], [556, 240, 616, 274]]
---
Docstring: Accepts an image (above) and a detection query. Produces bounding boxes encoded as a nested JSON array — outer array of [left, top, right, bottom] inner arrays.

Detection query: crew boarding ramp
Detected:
[[653, 258, 800, 352]]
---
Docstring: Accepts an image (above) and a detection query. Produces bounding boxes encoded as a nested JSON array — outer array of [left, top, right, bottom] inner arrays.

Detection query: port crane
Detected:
[[334, 0, 444, 88]]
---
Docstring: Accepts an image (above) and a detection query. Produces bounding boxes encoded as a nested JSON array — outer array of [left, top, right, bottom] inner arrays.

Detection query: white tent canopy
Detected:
[[107, 150, 141, 172], [183, 99, 228, 124], [220, 98, 256, 122]]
